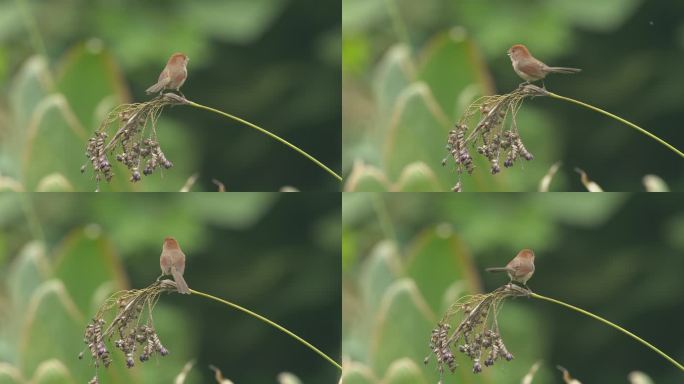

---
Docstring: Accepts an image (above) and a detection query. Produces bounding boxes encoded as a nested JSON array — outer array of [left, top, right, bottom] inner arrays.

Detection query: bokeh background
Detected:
[[0, 0, 340, 191], [0, 192, 341, 383], [343, 0, 684, 191], [342, 193, 684, 383]]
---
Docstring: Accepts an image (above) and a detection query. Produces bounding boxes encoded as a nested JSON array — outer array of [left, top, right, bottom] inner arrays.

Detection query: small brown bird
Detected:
[[486, 249, 536, 287], [145, 53, 189, 95], [160, 237, 190, 294], [508, 44, 580, 83]]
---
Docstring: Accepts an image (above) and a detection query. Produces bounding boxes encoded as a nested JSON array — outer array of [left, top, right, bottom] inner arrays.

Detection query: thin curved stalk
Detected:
[[531, 292, 684, 371], [189, 288, 342, 371], [545, 91, 684, 159], [185, 100, 342, 181]]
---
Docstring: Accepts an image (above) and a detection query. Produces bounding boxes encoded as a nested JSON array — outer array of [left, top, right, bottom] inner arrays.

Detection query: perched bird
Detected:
[[145, 53, 189, 95], [160, 237, 191, 294], [507, 44, 580, 83], [486, 249, 535, 287]]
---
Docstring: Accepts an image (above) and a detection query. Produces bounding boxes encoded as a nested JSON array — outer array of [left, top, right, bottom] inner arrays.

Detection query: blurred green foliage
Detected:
[[342, 0, 684, 191], [0, 0, 340, 191], [342, 193, 684, 382], [0, 193, 341, 383]]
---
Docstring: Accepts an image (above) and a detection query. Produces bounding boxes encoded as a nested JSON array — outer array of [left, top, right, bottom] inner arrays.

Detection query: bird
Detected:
[[145, 53, 189, 96], [507, 44, 580, 84], [486, 249, 535, 288], [159, 237, 191, 294]]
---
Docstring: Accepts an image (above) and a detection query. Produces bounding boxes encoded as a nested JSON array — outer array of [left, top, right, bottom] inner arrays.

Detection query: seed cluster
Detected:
[[82, 318, 111, 368], [426, 284, 529, 382], [428, 323, 456, 374], [443, 84, 547, 191], [80, 279, 179, 383], [82, 94, 186, 189], [83, 132, 112, 183]]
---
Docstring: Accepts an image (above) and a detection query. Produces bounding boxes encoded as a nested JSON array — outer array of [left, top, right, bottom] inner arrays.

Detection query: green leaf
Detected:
[[381, 358, 428, 384], [0, 363, 24, 384], [7, 242, 50, 318], [344, 162, 390, 192], [53, 228, 128, 316], [30, 360, 77, 384], [359, 241, 402, 321], [382, 83, 449, 186], [369, 279, 435, 377], [35, 173, 74, 192], [372, 44, 415, 124], [19, 94, 90, 191], [405, 227, 481, 314], [417, 29, 493, 119], [394, 162, 442, 191], [339, 361, 377, 384], [18, 281, 83, 376], [3, 56, 51, 176], [56, 43, 127, 130]]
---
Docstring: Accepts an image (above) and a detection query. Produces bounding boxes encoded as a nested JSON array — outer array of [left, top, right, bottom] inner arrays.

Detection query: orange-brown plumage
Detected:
[[145, 53, 189, 94], [160, 236, 190, 294], [486, 249, 536, 285], [507, 44, 580, 82]]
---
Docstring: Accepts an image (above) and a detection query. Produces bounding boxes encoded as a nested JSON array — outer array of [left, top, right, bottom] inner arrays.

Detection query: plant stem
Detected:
[[530, 292, 684, 371], [14, 0, 48, 59], [188, 288, 342, 371], [545, 91, 684, 159], [383, 0, 412, 52], [184, 100, 342, 181]]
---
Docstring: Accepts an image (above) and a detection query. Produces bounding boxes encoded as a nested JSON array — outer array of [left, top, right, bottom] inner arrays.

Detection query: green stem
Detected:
[[545, 91, 684, 158], [531, 292, 684, 371], [185, 100, 342, 181], [188, 288, 342, 371], [383, 0, 412, 52], [14, 0, 48, 59]]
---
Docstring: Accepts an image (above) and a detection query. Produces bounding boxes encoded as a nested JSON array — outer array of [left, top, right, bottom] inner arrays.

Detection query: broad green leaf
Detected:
[[7, 242, 49, 318], [394, 162, 441, 191], [19, 94, 90, 191], [344, 162, 390, 192], [417, 29, 494, 120], [372, 45, 415, 124], [0, 363, 24, 384], [340, 361, 377, 384], [30, 360, 76, 384], [18, 281, 83, 376], [369, 279, 434, 377], [3, 56, 51, 176], [35, 173, 74, 192], [56, 43, 127, 130], [53, 228, 128, 316], [382, 83, 449, 186], [359, 241, 402, 320], [405, 228, 481, 314], [381, 358, 428, 384], [345, 242, 402, 363]]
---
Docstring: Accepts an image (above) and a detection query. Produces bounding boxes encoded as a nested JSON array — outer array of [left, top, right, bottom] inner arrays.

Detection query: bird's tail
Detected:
[[485, 267, 510, 273], [145, 82, 165, 94], [547, 67, 581, 74], [171, 268, 191, 294]]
